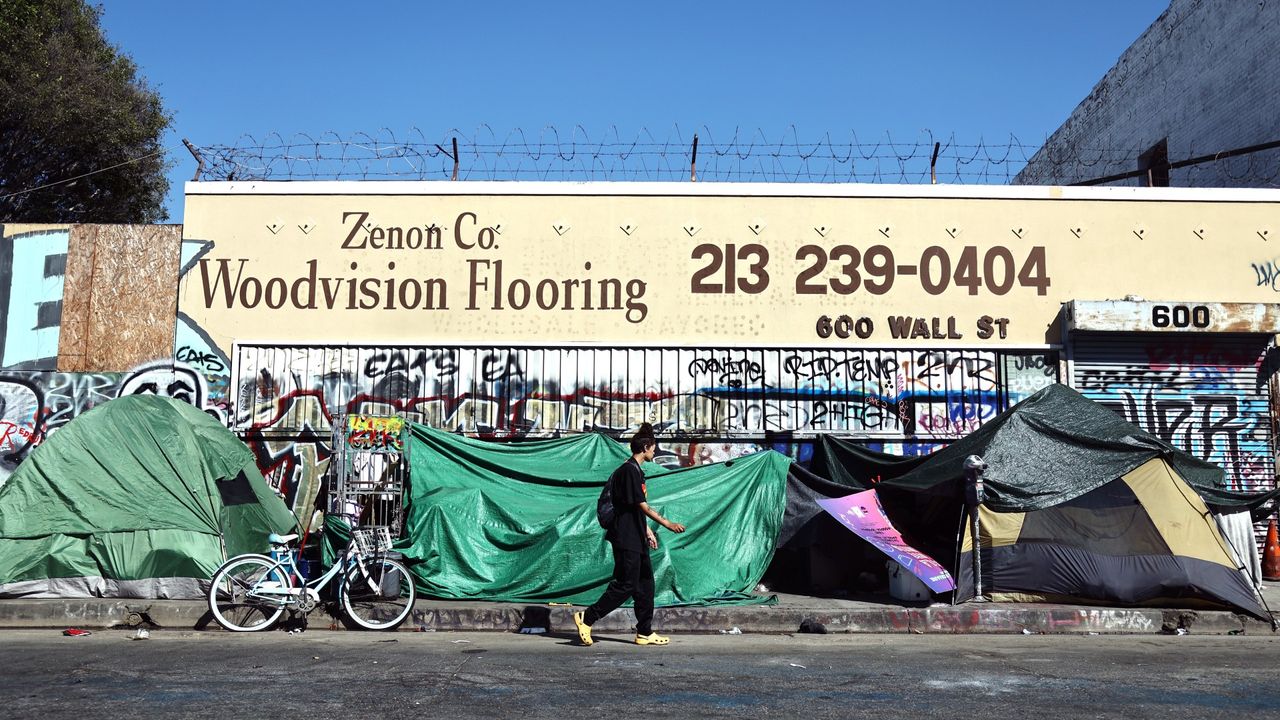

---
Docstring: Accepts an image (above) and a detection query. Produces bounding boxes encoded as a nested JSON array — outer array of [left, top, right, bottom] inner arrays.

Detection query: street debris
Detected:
[[62, 628, 91, 637], [789, 663, 807, 669], [720, 627, 742, 635], [132, 628, 150, 640], [451, 639, 471, 644], [519, 626, 548, 634], [798, 618, 827, 634]]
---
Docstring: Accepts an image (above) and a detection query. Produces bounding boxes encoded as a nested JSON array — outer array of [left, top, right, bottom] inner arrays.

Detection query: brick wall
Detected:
[[1015, 0, 1280, 187]]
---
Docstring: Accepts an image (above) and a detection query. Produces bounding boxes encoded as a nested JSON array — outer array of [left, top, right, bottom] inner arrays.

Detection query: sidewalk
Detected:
[[3, 585, 1278, 635]]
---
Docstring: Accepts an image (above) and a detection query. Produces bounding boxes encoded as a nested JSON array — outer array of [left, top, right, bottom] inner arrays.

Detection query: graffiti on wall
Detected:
[[1251, 259, 1280, 293], [231, 345, 1059, 520], [346, 414, 406, 453], [0, 228, 69, 370], [0, 360, 224, 486], [1074, 339, 1275, 494]]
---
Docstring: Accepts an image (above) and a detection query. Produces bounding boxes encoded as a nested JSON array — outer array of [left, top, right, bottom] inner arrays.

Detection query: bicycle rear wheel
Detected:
[[207, 554, 290, 632], [341, 556, 416, 630]]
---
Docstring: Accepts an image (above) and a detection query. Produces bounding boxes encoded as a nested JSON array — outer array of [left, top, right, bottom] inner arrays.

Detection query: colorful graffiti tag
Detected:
[[0, 360, 224, 487], [346, 414, 406, 453], [1074, 338, 1275, 495]]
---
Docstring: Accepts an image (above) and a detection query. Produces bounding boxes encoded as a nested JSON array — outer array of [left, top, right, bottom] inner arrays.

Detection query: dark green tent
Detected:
[[397, 426, 790, 606], [812, 383, 1276, 513], [0, 395, 295, 598]]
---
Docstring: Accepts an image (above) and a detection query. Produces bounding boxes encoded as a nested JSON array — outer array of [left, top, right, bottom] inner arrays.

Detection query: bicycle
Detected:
[[207, 526, 417, 631]]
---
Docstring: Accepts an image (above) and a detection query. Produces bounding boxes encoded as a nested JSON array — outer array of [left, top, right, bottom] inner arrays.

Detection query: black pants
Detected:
[[583, 544, 654, 635]]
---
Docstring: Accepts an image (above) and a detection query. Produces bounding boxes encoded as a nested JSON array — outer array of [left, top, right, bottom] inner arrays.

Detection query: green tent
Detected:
[[0, 394, 296, 598], [399, 426, 789, 606]]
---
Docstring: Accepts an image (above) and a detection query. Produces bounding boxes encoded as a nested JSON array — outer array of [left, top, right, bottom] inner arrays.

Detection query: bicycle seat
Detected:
[[268, 533, 299, 545]]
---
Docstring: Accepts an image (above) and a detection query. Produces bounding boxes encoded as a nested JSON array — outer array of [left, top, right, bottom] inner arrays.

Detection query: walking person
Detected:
[[574, 426, 685, 646]]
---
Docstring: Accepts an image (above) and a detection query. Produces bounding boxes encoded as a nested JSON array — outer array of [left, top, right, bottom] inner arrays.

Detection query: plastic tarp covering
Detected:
[[811, 383, 1280, 513], [0, 395, 295, 598], [400, 426, 789, 606], [779, 464, 860, 549]]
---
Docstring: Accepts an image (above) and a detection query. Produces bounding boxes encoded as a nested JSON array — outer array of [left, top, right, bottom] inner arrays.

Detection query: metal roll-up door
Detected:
[[1071, 332, 1276, 498]]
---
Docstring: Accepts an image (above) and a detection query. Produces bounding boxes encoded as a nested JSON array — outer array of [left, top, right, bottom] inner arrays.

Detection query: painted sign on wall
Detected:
[[180, 183, 1280, 354]]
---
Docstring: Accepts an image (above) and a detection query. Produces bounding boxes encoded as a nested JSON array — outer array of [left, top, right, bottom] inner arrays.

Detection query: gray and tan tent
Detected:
[[957, 456, 1266, 616], [802, 384, 1278, 620]]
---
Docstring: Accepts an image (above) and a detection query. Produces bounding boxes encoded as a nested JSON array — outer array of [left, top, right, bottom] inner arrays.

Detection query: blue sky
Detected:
[[98, 1, 1171, 222]]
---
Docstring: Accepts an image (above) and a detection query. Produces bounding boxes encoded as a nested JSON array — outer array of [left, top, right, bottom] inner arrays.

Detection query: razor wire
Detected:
[[189, 125, 1280, 187]]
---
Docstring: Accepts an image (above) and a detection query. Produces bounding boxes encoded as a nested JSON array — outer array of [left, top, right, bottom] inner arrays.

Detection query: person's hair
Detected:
[[630, 423, 656, 454]]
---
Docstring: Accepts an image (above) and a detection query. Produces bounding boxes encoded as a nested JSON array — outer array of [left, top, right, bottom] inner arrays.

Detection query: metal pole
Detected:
[[690, 134, 699, 182], [182, 138, 205, 181], [963, 454, 988, 601]]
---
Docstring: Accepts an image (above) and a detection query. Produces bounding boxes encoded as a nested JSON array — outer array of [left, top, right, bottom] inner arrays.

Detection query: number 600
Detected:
[[1151, 304, 1210, 329]]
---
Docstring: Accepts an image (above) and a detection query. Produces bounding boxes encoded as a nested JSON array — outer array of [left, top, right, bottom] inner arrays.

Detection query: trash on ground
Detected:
[[798, 618, 827, 634], [62, 628, 91, 637], [1021, 628, 1033, 635], [287, 628, 303, 635], [518, 626, 547, 634], [132, 628, 150, 640], [789, 663, 807, 669], [451, 639, 471, 644], [416, 627, 436, 632], [720, 627, 742, 635], [1176, 628, 1189, 636]]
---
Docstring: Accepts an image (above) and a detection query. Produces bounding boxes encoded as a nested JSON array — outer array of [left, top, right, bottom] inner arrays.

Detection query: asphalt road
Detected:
[[3, 629, 1279, 719]]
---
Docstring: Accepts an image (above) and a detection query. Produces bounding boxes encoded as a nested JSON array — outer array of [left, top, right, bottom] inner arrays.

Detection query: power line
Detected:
[[0, 145, 174, 203]]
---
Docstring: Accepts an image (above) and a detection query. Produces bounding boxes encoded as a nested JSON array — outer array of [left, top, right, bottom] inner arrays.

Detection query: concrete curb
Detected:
[[2, 599, 1273, 635]]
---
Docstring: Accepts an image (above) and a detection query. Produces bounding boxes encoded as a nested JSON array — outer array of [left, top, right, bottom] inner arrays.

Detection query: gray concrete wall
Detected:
[[1015, 0, 1280, 187]]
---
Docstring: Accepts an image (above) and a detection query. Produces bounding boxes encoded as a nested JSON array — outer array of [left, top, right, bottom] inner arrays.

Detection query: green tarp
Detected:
[[812, 383, 1280, 513], [398, 426, 789, 606], [0, 395, 295, 598]]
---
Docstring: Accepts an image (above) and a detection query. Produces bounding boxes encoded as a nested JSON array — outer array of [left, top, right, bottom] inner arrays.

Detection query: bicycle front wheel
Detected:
[[341, 556, 416, 630], [207, 554, 290, 632]]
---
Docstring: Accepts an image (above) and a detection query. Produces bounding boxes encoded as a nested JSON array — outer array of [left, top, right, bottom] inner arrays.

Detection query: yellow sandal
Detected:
[[572, 611, 594, 646], [635, 632, 670, 645]]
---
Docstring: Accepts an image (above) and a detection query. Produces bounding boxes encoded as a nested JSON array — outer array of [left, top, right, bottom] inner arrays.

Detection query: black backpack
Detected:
[[596, 477, 614, 529]]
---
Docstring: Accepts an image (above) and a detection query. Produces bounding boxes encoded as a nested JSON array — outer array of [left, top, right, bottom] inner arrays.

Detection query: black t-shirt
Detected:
[[606, 458, 648, 551]]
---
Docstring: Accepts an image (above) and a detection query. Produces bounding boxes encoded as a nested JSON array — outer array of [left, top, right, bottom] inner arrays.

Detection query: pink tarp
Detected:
[[816, 489, 955, 593]]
